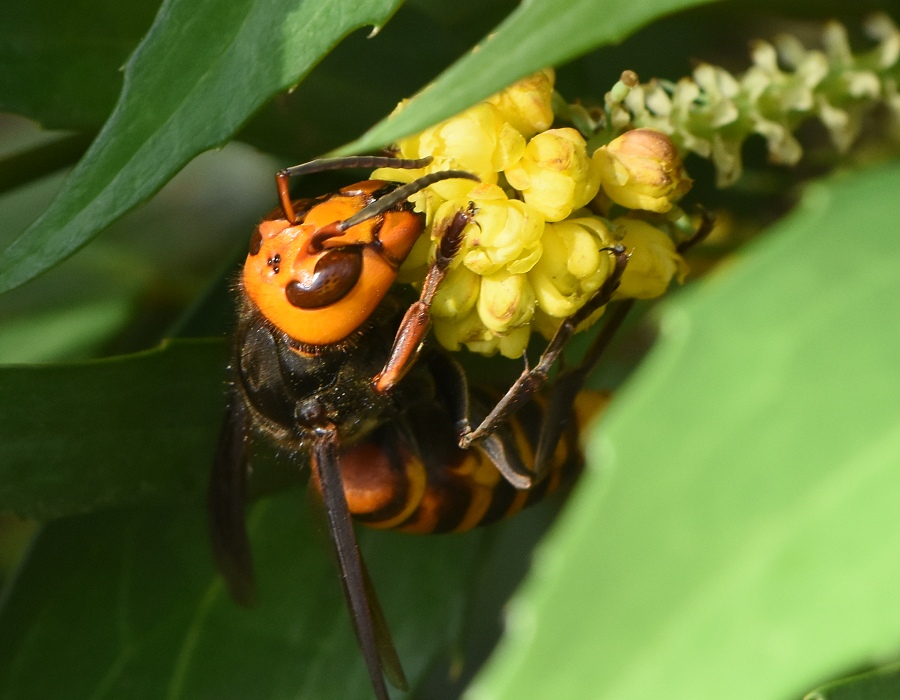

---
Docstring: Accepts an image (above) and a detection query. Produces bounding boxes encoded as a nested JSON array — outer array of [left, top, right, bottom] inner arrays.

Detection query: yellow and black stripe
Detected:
[[339, 391, 609, 534]]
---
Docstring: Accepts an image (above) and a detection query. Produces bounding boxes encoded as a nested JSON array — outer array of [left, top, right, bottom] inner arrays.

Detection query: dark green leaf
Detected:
[[0, 487, 559, 699], [0, 0, 160, 129], [804, 661, 900, 700], [0, 134, 93, 198], [338, 0, 723, 156], [0, 297, 135, 364], [470, 162, 900, 699], [0, 136, 274, 362], [0, 0, 404, 294], [0, 339, 228, 519], [237, 0, 515, 161]]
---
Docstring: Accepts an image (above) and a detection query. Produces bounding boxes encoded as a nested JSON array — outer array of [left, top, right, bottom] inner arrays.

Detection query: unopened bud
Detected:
[[505, 128, 602, 222], [594, 128, 691, 212], [486, 69, 556, 139], [477, 270, 535, 334], [529, 216, 615, 319], [432, 311, 531, 359], [434, 183, 544, 276], [431, 264, 480, 319], [613, 217, 689, 299]]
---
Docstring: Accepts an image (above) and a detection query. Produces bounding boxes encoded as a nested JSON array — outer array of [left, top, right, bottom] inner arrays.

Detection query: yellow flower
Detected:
[[474, 326, 532, 359], [394, 103, 525, 198], [406, 185, 545, 357], [377, 69, 555, 201], [373, 71, 695, 358], [613, 217, 689, 299], [528, 216, 615, 320], [431, 265, 480, 320], [432, 312, 531, 359], [433, 310, 487, 351], [485, 69, 556, 139], [434, 183, 544, 276], [394, 233, 433, 284], [504, 128, 602, 222], [594, 128, 692, 212], [477, 270, 536, 333]]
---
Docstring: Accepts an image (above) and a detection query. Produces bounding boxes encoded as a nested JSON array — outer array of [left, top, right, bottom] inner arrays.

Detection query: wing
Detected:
[[208, 397, 256, 606], [309, 428, 408, 700]]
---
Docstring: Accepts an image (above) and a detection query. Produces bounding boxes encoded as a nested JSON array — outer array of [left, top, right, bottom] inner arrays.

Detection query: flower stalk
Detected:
[[594, 13, 900, 185]]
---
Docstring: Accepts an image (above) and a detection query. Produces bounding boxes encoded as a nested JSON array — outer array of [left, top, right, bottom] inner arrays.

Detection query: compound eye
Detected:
[[248, 229, 263, 256], [285, 248, 363, 309]]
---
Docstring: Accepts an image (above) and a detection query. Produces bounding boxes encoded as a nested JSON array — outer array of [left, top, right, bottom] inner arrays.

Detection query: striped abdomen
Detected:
[[339, 391, 609, 534]]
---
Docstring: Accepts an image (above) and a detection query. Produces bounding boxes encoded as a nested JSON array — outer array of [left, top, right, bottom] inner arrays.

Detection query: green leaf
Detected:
[[0, 0, 404, 295], [338, 0, 722, 156], [0, 297, 135, 364], [0, 487, 559, 699], [236, 0, 495, 161], [804, 661, 900, 700], [469, 162, 900, 699], [0, 134, 94, 198], [0, 0, 726, 296], [0, 0, 160, 129], [0, 339, 228, 519]]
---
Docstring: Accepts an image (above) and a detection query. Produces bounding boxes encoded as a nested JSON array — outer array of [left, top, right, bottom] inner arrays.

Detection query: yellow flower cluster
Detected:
[[374, 72, 693, 358]]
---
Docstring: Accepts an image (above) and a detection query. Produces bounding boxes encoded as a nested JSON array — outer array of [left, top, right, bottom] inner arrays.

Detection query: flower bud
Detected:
[[485, 69, 556, 139], [432, 310, 486, 352], [613, 217, 689, 299], [430, 264, 480, 319], [528, 216, 615, 320], [432, 312, 531, 359], [504, 128, 602, 222], [479, 326, 531, 359], [434, 183, 544, 276], [396, 103, 525, 197], [594, 128, 691, 212], [395, 233, 433, 284], [477, 270, 536, 334]]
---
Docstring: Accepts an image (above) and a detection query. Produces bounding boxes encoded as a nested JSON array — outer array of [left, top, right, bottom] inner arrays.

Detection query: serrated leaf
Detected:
[[337, 0, 722, 156], [0, 0, 405, 294], [469, 162, 900, 699], [0, 339, 228, 519]]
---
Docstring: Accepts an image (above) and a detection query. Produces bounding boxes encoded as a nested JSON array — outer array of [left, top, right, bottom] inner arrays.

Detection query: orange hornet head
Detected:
[[242, 180, 425, 346]]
